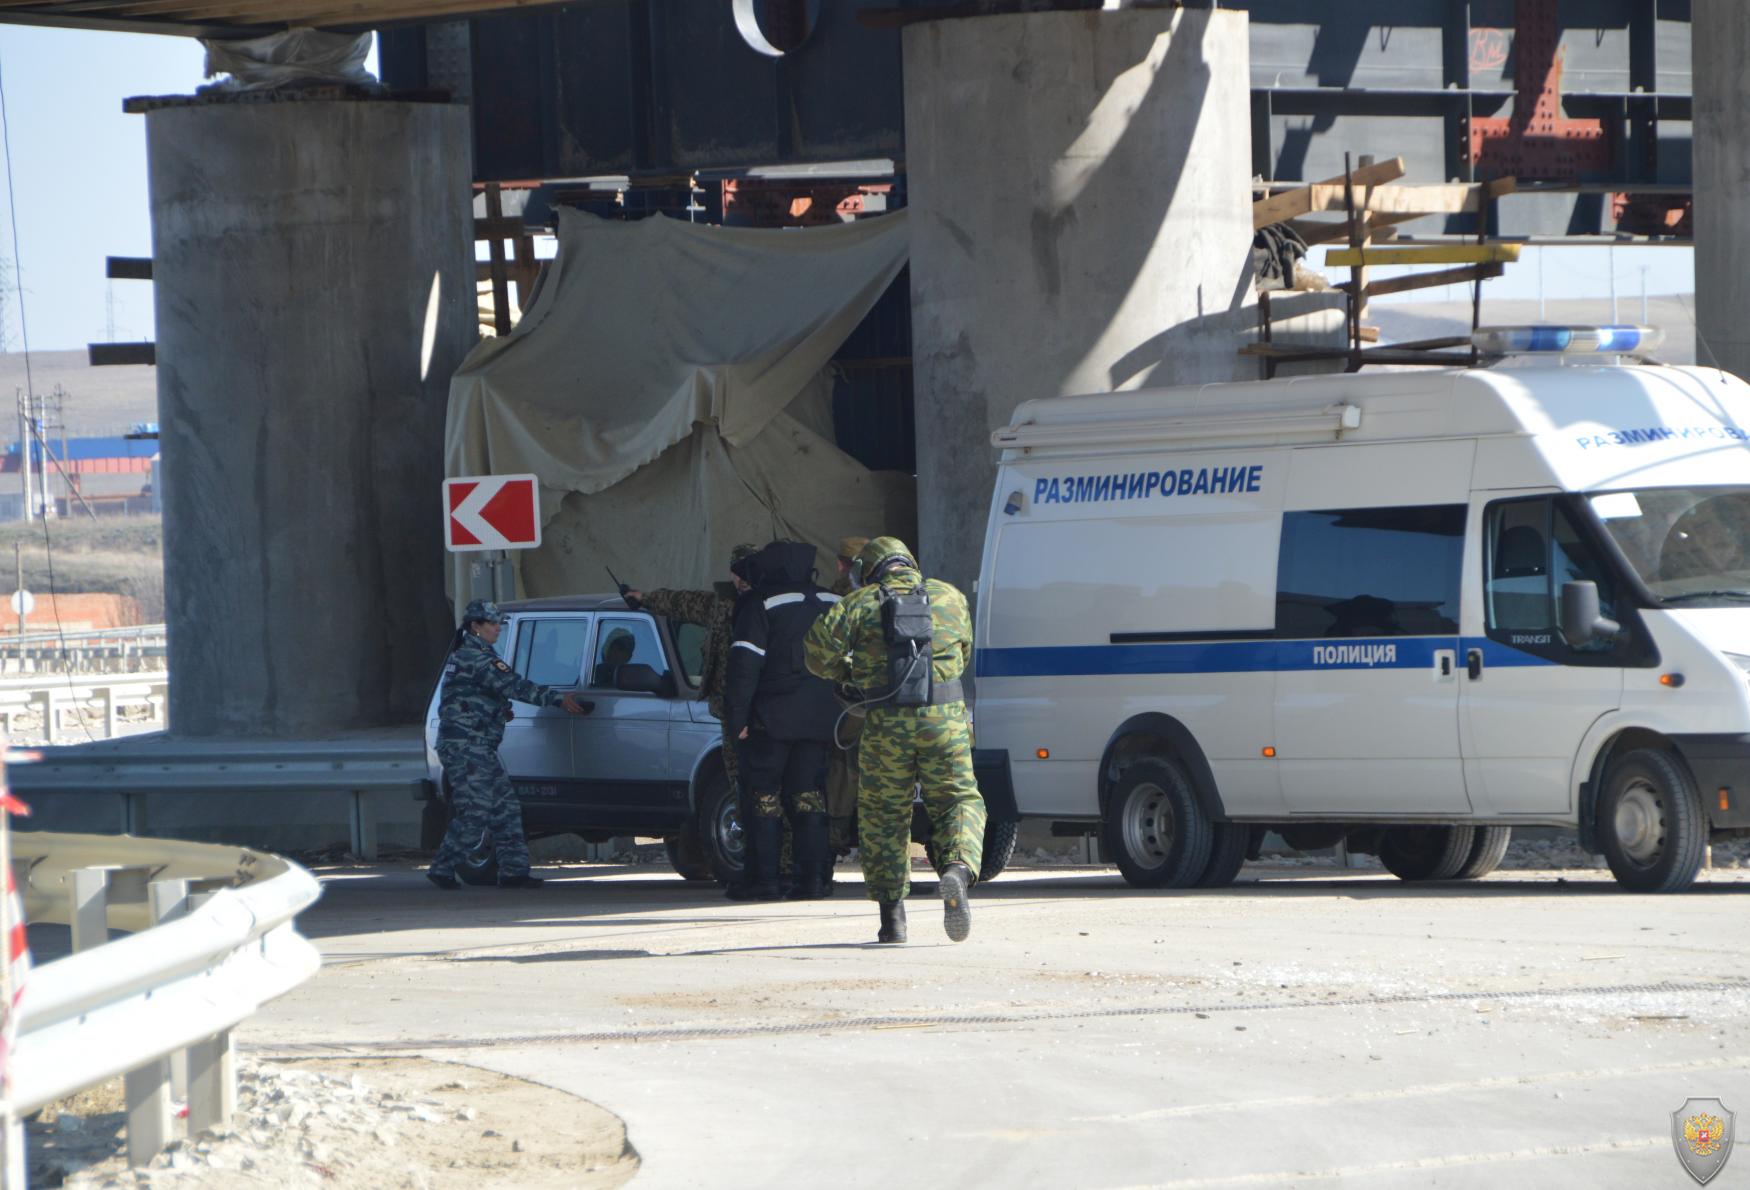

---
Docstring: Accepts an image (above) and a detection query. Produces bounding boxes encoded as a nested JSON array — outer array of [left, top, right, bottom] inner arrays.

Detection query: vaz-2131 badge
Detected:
[[1672, 1098, 1736, 1185]]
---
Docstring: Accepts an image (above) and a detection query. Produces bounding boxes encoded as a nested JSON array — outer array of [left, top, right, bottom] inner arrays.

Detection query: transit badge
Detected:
[[1671, 1097, 1735, 1185]]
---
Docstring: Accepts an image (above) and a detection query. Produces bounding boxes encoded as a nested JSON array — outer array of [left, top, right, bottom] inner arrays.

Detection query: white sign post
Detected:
[[444, 475, 541, 606]]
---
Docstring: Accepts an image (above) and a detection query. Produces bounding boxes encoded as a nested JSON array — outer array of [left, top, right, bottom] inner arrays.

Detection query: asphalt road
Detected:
[[243, 862, 1750, 1190]]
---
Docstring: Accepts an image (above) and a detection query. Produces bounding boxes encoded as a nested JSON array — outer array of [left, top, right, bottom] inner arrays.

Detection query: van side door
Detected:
[[1460, 493, 1635, 814], [1271, 441, 1475, 815]]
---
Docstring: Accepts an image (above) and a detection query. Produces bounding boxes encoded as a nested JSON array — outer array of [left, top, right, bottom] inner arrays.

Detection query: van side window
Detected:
[[1275, 505, 1466, 639], [1484, 498, 1625, 658], [513, 618, 592, 688]]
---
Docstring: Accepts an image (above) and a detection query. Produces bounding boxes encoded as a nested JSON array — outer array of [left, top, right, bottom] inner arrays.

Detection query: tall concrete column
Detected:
[[1694, 0, 1750, 383], [904, 8, 1255, 592], [147, 100, 474, 736]]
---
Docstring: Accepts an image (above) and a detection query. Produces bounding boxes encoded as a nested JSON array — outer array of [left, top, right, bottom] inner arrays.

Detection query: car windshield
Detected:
[[1587, 486, 1750, 606]]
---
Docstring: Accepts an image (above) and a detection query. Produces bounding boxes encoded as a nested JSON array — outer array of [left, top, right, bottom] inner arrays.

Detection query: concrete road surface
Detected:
[[244, 862, 1750, 1189]]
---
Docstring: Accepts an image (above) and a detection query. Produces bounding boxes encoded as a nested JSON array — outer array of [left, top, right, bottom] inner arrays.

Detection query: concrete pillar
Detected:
[[1694, 1, 1750, 383], [904, 8, 1255, 592], [146, 100, 474, 736]]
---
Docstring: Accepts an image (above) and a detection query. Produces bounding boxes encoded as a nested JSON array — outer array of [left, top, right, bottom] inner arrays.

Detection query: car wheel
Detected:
[[695, 767, 745, 885], [665, 830, 714, 881], [1101, 757, 1214, 889], [1453, 826, 1512, 879], [1195, 823, 1249, 888], [419, 794, 451, 852], [923, 816, 1020, 883], [1378, 825, 1476, 881], [1598, 748, 1707, 893], [977, 819, 1019, 882]]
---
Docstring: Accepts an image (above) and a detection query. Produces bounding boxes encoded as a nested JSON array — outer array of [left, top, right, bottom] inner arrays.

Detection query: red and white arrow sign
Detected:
[[444, 473, 542, 552]]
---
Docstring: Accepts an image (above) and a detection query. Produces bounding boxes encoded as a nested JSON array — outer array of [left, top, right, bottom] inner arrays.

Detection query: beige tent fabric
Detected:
[[445, 206, 914, 600]]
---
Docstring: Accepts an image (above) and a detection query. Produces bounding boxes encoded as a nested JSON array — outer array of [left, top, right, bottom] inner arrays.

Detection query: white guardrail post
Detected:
[[7, 832, 322, 1177]]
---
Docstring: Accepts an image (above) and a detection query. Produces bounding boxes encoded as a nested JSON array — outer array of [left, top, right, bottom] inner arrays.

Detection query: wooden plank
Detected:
[[484, 183, 511, 338], [88, 342, 155, 367], [105, 256, 152, 281], [1346, 262, 1506, 298], [1325, 243, 1522, 267], [1276, 180, 1516, 222], [1252, 157, 1405, 229], [1289, 211, 1422, 246]]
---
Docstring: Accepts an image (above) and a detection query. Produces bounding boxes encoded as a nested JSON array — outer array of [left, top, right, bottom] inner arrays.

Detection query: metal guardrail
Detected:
[[0, 625, 167, 679], [7, 732, 431, 857], [10, 831, 322, 1169], [0, 673, 168, 745]]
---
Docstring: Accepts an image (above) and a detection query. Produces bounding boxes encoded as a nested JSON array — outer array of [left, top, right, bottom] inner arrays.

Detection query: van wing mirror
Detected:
[[615, 662, 674, 696], [1559, 580, 1621, 648]]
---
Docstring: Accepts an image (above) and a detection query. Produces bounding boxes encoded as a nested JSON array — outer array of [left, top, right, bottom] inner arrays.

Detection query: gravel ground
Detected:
[[28, 1057, 637, 1189]]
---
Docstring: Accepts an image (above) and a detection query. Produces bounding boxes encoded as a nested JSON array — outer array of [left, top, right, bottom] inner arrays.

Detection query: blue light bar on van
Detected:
[[1471, 325, 1665, 356]]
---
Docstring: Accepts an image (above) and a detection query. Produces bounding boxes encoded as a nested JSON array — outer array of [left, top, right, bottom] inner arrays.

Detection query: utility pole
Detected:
[[12, 543, 21, 641], [14, 387, 28, 524]]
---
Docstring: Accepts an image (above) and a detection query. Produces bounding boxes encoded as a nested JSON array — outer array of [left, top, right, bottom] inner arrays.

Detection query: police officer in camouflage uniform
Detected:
[[625, 544, 761, 894], [804, 537, 986, 944], [428, 600, 590, 891]]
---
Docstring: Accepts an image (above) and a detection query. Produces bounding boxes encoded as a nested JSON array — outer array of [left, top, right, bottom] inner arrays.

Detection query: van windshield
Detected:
[[1587, 486, 1750, 607]]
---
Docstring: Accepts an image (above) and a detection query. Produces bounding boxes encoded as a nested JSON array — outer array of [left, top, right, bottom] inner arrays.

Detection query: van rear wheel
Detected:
[[1453, 826, 1512, 880], [1103, 757, 1214, 889], [1195, 824, 1249, 888], [1379, 825, 1476, 881], [1598, 748, 1706, 893]]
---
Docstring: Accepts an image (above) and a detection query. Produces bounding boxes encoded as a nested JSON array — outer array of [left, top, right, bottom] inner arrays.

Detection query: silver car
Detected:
[[420, 595, 741, 881]]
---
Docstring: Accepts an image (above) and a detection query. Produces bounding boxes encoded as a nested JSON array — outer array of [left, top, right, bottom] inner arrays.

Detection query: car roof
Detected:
[[499, 593, 632, 614]]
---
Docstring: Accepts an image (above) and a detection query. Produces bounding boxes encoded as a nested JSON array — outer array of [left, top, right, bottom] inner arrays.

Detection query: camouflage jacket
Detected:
[[438, 632, 564, 748], [638, 587, 736, 718], [803, 565, 972, 703]]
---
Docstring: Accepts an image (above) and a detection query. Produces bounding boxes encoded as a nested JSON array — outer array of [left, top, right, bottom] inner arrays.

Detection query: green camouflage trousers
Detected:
[[857, 704, 985, 902]]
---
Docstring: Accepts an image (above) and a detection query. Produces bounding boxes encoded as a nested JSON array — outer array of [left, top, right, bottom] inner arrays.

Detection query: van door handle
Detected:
[[1466, 649, 1483, 680], [1440, 654, 1452, 677]]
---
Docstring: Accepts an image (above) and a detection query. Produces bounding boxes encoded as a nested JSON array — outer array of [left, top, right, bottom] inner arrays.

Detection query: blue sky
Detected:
[[0, 23, 1703, 353]]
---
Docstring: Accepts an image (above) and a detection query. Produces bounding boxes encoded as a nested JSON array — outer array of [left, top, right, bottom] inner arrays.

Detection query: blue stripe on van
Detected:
[[975, 636, 1555, 678]]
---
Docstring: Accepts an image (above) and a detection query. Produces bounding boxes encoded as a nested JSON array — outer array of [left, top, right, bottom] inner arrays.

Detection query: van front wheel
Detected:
[[1598, 748, 1706, 893], [1103, 757, 1214, 889], [1379, 825, 1476, 881]]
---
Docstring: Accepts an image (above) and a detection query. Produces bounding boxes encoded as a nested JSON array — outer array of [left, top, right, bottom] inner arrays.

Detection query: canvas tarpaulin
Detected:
[[445, 207, 914, 602]]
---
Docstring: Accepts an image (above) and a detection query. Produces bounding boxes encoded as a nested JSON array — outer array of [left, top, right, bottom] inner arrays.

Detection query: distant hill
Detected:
[[1370, 295, 1702, 366], [0, 349, 158, 438]]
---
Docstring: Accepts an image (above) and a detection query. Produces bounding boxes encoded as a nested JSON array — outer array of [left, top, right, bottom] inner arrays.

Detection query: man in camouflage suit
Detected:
[[429, 600, 589, 891], [626, 544, 761, 893], [805, 536, 986, 944], [825, 536, 870, 857]]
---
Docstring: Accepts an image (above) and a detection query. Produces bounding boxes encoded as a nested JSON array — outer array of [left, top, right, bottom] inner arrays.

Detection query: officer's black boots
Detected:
[[939, 862, 973, 943], [727, 815, 784, 901], [426, 870, 460, 891], [786, 812, 832, 900], [876, 898, 907, 944], [498, 873, 543, 889]]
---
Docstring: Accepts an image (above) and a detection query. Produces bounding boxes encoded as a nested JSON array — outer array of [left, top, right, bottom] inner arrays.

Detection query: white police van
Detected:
[[973, 332, 1750, 892]]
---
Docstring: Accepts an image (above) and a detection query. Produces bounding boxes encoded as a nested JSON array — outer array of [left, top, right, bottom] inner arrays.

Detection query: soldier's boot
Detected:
[[940, 862, 973, 943], [426, 870, 459, 891], [785, 813, 831, 900], [726, 816, 783, 901], [876, 899, 907, 944], [497, 873, 544, 889]]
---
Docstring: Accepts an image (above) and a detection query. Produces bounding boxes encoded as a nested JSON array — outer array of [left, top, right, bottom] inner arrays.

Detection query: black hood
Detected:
[[740, 540, 817, 589]]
